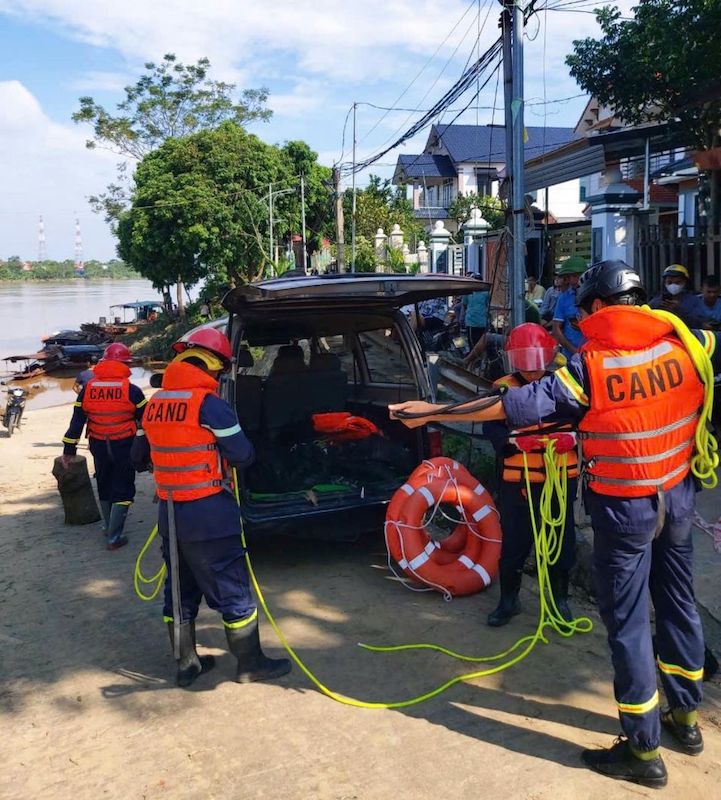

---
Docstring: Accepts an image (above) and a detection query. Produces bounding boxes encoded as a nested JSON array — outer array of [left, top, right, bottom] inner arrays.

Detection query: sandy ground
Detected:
[[1, 402, 721, 800]]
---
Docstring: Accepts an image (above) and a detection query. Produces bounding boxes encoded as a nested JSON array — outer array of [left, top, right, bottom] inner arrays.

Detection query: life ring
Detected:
[[385, 459, 502, 597]]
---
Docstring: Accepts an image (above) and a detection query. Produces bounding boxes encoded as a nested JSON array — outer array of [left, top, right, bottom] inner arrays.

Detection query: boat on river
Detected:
[[81, 300, 165, 336]]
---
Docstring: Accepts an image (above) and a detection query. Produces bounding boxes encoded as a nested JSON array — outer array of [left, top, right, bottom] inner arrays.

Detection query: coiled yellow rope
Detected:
[[232, 444, 593, 708], [641, 306, 718, 489]]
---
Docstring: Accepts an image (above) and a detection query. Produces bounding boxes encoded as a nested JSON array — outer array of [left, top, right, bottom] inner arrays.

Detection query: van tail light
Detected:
[[427, 427, 443, 458]]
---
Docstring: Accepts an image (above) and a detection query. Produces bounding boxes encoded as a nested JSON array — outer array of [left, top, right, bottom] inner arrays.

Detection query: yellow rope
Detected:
[[640, 306, 718, 489], [233, 448, 593, 709], [133, 524, 166, 601]]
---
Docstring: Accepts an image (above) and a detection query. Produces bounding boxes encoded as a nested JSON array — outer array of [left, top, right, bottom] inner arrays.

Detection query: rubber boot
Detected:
[[167, 621, 216, 688], [106, 503, 129, 550], [487, 568, 522, 627], [225, 619, 291, 683], [99, 501, 112, 535], [549, 566, 574, 623]]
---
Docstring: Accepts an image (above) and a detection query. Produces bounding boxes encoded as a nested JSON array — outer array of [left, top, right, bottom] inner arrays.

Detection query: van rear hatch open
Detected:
[[221, 274, 488, 538], [222, 272, 489, 316]]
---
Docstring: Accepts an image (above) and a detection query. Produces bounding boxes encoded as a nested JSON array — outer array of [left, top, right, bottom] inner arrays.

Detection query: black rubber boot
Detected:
[[661, 708, 704, 755], [167, 621, 216, 688], [225, 620, 291, 683], [106, 503, 129, 550], [549, 567, 574, 622], [487, 568, 522, 627], [582, 737, 667, 788], [99, 501, 111, 534]]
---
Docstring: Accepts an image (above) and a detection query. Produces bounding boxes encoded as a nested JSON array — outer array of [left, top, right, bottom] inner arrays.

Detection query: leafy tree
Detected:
[[74, 54, 271, 159], [273, 140, 333, 266], [117, 122, 330, 310], [73, 53, 272, 230], [351, 236, 378, 272], [447, 193, 505, 242], [566, 0, 721, 223], [343, 175, 424, 267]]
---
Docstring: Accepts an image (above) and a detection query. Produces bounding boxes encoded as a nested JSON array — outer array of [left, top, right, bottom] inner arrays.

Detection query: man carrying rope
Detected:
[[390, 260, 721, 789]]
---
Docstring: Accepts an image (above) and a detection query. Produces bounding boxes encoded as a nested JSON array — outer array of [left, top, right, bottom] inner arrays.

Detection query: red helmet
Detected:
[[172, 327, 232, 368], [103, 342, 132, 363], [505, 323, 556, 372]]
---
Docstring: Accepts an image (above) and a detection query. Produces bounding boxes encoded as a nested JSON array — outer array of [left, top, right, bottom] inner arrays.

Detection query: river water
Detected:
[[0, 279, 164, 410]]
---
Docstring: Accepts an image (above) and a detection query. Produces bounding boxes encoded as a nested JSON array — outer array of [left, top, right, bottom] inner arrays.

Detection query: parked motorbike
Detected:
[[3, 387, 27, 437], [425, 312, 470, 359]]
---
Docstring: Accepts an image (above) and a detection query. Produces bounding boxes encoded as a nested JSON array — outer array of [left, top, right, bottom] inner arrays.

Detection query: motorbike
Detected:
[[425, 311, 470, 359], [3, 387, 27, 437]]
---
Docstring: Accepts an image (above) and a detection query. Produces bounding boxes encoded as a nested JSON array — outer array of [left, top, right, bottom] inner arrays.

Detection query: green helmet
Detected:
[[555, 256, 588, 275]]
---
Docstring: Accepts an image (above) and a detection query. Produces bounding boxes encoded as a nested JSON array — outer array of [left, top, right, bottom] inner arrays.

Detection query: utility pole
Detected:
[[511, 0, 526, 328], [351, 101, 357, 272], [300, 174, 308, 272], [500, 3, 515, 317], [268, 182, 274, 275], [333, 166, 346, 272], [500, 1, 526, 328]]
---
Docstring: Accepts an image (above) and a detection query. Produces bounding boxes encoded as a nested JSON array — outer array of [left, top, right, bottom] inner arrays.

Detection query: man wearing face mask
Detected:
[[649, 264, 708, 329]]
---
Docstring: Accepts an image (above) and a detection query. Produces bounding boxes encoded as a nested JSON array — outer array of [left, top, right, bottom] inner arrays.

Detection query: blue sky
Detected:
[[0, 0, 634, 261]]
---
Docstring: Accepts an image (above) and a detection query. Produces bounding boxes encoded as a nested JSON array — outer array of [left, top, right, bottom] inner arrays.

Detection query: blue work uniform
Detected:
[[132, 387, 256, 627], [553, 288, 585, 358], [500, 329, 721, 754], [63, 381, 146, 504]]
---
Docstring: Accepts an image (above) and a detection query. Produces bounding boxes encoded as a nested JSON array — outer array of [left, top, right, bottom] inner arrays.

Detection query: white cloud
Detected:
[[69, 70, 133, 93], [0, 0, 640, 258], [0, 81, 118, 260]]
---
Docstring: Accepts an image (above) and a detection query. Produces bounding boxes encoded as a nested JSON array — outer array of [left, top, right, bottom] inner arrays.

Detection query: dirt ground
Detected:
[[2, 403, 721, 800]]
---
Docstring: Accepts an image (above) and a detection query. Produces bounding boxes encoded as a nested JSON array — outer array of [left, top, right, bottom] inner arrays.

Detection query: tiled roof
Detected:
[[429, 123, 577, 164], [395, 154, 456, 179]]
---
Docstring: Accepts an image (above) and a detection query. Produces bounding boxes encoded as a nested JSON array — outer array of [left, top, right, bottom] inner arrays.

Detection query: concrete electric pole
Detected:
[[500, 1, 526, 328]]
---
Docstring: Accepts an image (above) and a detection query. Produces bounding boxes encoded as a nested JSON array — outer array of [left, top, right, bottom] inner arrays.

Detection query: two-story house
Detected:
[[392, 123, 584, 232]]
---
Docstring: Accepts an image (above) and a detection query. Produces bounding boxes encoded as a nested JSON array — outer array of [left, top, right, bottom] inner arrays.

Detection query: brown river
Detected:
[[0, 279, 165, 410]]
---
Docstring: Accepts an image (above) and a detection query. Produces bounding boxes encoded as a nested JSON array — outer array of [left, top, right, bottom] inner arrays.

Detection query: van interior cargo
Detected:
[[231, 313, 422, 509]]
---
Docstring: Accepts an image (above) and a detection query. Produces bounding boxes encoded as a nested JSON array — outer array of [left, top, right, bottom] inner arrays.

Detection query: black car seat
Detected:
[[264, 344, 313, 431], [233, 348, 262, 434], [308, 352, 349, 412]]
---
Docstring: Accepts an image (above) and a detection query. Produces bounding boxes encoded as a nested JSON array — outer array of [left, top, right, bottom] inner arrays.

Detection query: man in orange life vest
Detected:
[[62, 342, 147, 550], [483, 323, 578, 627], [131, 328, 291, 688], [390, 260, 720, 789]]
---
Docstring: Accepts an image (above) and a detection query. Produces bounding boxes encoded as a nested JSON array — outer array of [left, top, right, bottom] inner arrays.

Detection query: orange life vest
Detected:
[[578, 306, 704, 497], [82, 360, 137, 440], [143, 362, 228, 502], [494, 372, 578, 483]]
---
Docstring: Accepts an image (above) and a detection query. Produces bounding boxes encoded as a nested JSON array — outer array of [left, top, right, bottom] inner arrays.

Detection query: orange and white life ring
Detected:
[[385, 458, 502, 597]]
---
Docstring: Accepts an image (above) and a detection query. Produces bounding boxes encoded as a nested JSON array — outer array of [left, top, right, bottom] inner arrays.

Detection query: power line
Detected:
[[362, 0, 494, 156], [345, 37, 504, 176], [356, 0, 481, 147]]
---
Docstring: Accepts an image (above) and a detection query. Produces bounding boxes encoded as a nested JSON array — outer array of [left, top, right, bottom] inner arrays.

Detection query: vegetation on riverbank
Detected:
[[0, 258, 140, 281], [121, 299, 224, 361]]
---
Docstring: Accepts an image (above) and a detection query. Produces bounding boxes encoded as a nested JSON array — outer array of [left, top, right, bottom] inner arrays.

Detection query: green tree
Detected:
[[566, 0, 721, 223], [117, 122, 328, 307], [74, 54, 271, 160], [343, 175, 424, 268], [447, 193, 505, 242], [273, 140, 333, 267], [73, 53, 272, 232], [75, 56, 274, 315]]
